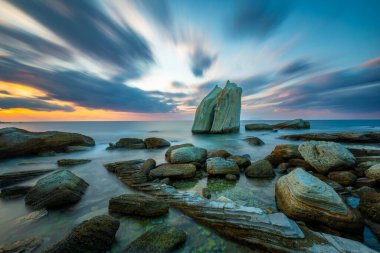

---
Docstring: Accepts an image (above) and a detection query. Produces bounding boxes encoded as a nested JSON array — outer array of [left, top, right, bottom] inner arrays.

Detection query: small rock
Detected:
[[206, 157, 239, 175], [352, 186, 376, 197], [144, 137, 170, 149], [216, 196, 234, 203], [0, 185, 32, 199], [115, 138, 146, 149], [109, 194, 169, 217], [227, 155, 251, 169], [125, 225, 186, 253], [365, 164, 380, 180], [245, 123, 274, 131], [265, 144, 302, 166], [160, 178, 170, 185], [273, 119, 310, 129], [140, 159, 156, 175], [277, 162, 289, 172], [207, 149, 232, 159], [245, 160, 274, 178], [245, 137, 264, 146], [0, 237, 43, 253], [14, 209, 48, 226], [355, 177, 377, 188], [202, 188, 211, 199], [328, 171, 357, 186], [57, 159, 91, 166], [149, 164, 196, 179], [225, 174, 237, 181], [288, 159, 314, 171], [358, 192, 380, 223], [168, 146, 207, 164], [354, 161, 379, 176]]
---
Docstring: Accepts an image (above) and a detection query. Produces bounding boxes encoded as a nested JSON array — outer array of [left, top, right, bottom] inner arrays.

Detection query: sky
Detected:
[[0, 0, 380, 121]]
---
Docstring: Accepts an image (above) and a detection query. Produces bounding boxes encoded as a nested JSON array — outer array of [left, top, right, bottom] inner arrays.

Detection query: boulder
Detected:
[[104, 159, 144, 173], [167, 146, 207, 164], [149, 164, 196, 179], [280, 131, 380, 143], [245, 160, 274, 178], [191, 86, 222, 133], [43, 215, 119, 253], [347, 145, 380, 157], [354, 161, 378, 176], [144, 137, 170, 149], [25, 170, 88, 209], [358, 192, 380, 223], [165, 143, 194, 162], [140, 159, 156, 175], [365, 164, 380, 180], [355, 177, 377, 188], [125, 225, 186, 253], [206, 157, 239, 176], [245, 123, 273, 131], [265, 144, 302, 166], [276, 168, 363, 232], [288, 159, 314, 171], [0, 127, 94, 158], [0, 237, 43, 253], [298, 141, 356, 174], [328, 171, 357, 186], [227, 155, 251, 169], [109, 194, 169, 217], [245, 137, 264, 146], [57, 159, 91, 166], [207, 149, 232, 158], [273, 119, 310, 129], [352, 186, 376, 197], [115, 138, 145, 149], [0, 169, 54, 188], [0, 185, 32, 199]]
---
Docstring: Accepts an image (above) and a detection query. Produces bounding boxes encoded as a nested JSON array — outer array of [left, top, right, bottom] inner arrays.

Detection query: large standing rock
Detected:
[[167, 146, 207, 164], [43, 215, 119, 253], [0, 127, 95, 158], [245, 160, 274, 178], [276, 168, 363, 232], [273, 119, 310, 129], [144, 137, 170, 149], [149, 164, 196, 179], [245, 123, 273, 131], [365, 164, 380, 180], [125, 225, 186, 253], [115, 138, 145, 149], [191, 86, 222, 133], [192, 81, 242, 134], [206, 157, 239, 175], [298, 141, 356, 174], [25, 170, 88, 209], [109, 194, 169, 217]]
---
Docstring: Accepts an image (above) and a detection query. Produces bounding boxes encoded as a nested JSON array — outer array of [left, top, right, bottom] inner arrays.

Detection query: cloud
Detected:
[[11, 0, 154, 79], [171, 81, 186, 88], [190, 47, 217, 77], [280, 59, 313, 75], [0, 57, 175, 113], [0, 90, 11, 95], [0, 97, 74, 112]]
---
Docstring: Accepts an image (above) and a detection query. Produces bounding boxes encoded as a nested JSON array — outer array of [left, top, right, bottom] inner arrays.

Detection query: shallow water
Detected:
[[0, 120, 380, 252]]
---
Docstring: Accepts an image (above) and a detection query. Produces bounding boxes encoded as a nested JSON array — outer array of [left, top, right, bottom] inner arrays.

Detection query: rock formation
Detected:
[[280, 131, 380, 143], [192, 81, 242, 134]]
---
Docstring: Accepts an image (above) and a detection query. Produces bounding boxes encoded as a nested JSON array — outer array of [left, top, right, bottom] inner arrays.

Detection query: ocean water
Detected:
[[0, 120, 379, 252]]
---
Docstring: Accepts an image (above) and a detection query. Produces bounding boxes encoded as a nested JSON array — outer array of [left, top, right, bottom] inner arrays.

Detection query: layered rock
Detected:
[[0, 169, 54, 188], [149, 164, 196, 179], [167, 146, 207, 164], [206, 157, 239, 175], [245, 160, 274, 178], [25, 170, 88, 209], [0, 127, 94, 158], [192, 81, 242, 134], [276, 168, 363, 232], [0, 185, 31, 199], [109, 194, 169, 217], [57, 159, 91, 166], [245, 123, 273, 131], [273, 119, 310, 129], [298, 141, 356, 174], [143, 137, 170, 149], [0, 237, 43, 253], [125, 225, 186, 253], [280, 131, 380, 143], [43, 215, 119, 253]]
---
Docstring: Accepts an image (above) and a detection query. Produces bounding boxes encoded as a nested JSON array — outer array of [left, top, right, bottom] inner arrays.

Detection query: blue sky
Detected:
[[0, 0, 379, 121]]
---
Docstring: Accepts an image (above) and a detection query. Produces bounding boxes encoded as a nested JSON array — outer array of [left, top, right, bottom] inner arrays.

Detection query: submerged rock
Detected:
[[358, 192, 380, 223], [245, 160, 274, 178], [365, 163, 380, 180], [109, 194, 169, 217], [25, 170, 88, 209], [167, 146, 207, 164], [0, 127, 94, 159], [144, 137, 170, 149], [0, 237, 43, 253], [276, 168, 363, 232], [328, 171, 357, 186], [245, 136, 264, 146], [0, 169, 54, 188], [206, 157, 239, 175], [125, 225, 186, 253], [245, 123, 273, 131], [14, 209, 48, 226], [115, 138, 145, 149], [273, 119, 310, 129], [0, 185, 32, 199], [298, 141, 356, 174], [280, 131, 380, 143], [149, 164, 196, 179], [57, 159, 91, 166], [43, 215, 119, 253], [192, 81, 242, 134]]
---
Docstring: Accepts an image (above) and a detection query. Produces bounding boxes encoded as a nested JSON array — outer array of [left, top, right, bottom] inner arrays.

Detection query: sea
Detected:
[[0, 120, 380, 252]]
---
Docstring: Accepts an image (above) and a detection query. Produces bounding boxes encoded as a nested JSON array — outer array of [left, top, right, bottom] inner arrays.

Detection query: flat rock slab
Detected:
[[245, 123, 273, 131], [272, 119, 310, 129], [0, 169, 54, 188], [0, 237, 43, 253], [25, 170, 88, 209], [280, 131, 380, 143], [109, 194, 169, 217], [57, 159, 91, 166], [149, 164, 196, 179]]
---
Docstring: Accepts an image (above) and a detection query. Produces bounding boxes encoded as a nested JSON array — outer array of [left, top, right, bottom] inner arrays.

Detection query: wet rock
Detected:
[[288, 159, 314, 171], [227, 155, 251, 169], [0, 237, 43, 253], [115, 138, 146, 149], [0, 169, 54, 188], [165, 143, 194, 162], [125, 225, 186, 253], [168, 146, 207, 164], [356, 156, 380, 163], [0, 127, 95, 159], [276, 168, 363, 232], [298, 141, 356, 174], [245, 160, 274, 178], [144, 137, 170, 149], [14, 209, 48, 226], [358, 192, 380, 223], [365, 164, 380, 180], [149, 164, 196, 179], [273, 119, 310, 129], [0, 185, 32, 199], [265, 144, 302, 166], [206, 157, 239, 176], [225, 174, 237, 181], [322, 179, 345, 192], [355, 177, 377, 188], [104, 159, 144, 173], [202, 188, 211, 199], [207, 149, 232, 159], [354, 161, 378, 176], [43, 215, 119, 253], [277, 162, 289, 173], [25, 170, 88, 209], [347, 145, 380, 157], [245, 123, 273, 131], [328, 171, 357, 186], [365, 219, 380, 240], [140, 159, 156, 175], [109, 194, 169, 217], [57, 159, 91, 166], [352, 186, 376, 197], [280, 131, 380, 143], [245, 136, 264, 146], [160, 178, 170, 185]]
